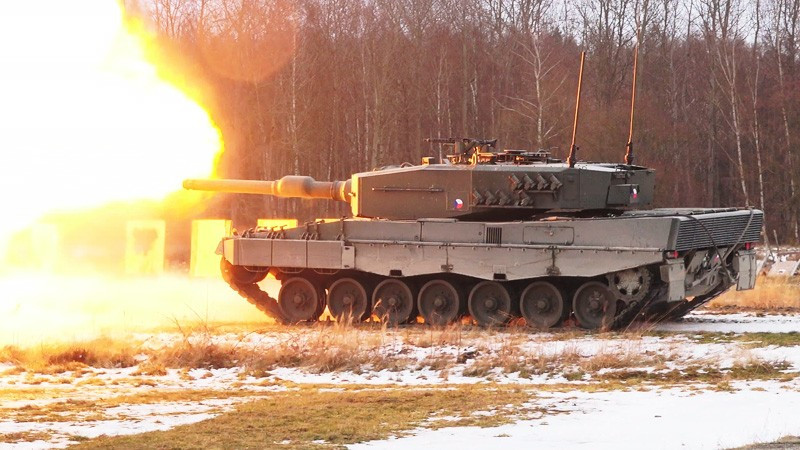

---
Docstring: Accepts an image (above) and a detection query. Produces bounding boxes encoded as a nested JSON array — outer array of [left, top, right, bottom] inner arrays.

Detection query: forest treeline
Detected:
[[131, 0, 800, 244]]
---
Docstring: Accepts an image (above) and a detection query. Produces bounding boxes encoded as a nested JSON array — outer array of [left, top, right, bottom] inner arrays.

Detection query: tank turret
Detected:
[[183, 143, 655, 221]]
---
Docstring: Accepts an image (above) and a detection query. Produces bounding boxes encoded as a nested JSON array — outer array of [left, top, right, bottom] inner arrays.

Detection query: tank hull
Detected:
[[219, 208, 761, 329]]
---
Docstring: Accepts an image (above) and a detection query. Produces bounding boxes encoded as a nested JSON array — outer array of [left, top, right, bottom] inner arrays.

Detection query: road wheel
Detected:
[[418, 279, 461, 326], [572, 281, 617, 330], [468, 281, 513, 327], [278, 277, 322, 323], [520, 281, 565, 329], [327, 278, 371, 322], [372, 279, 416, 326]]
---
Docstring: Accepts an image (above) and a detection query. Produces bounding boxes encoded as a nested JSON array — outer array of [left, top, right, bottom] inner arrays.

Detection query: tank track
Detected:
[[224, 272, 728, 329], [220, 260, 728, 329], [655, 282, 732, 322], [221, 265, 287, 323], [610, 284, 668, 330], [227, 275, 730, 329]]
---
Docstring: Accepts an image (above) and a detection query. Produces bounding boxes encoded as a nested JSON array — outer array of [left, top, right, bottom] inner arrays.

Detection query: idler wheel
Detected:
[[372, 279, 416, 326], [520, 281, 565, 329], [278, 277, 322, 323], [468, 281, 512, 327], [327, 278, 371, 322], [220, 258, 268, 285], [572, 281, 617, 330], [418, 279, 461, 326]]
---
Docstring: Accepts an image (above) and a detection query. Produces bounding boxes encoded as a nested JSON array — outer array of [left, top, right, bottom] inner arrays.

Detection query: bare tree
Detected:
[[135, 0, 800, 238], [767, 0, 800, 240], [697, 0, 751, 206], [578, 0, 636, 106], [749, 0, 767, 213]]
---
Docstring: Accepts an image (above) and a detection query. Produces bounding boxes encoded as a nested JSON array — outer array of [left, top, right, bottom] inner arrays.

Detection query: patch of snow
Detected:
[[0, 396, 255, 448], [751, 345, 800, 371], [656, 312, 800, 333], [104, 398, 239, 418], [350, 380, 800, 450], [1, 439, 72, 450]]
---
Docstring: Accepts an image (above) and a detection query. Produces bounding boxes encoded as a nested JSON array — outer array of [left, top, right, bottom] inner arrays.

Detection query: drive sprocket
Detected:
[[607, 267, 652, 303]]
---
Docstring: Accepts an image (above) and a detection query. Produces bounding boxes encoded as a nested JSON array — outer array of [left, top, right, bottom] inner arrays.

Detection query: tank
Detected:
[[183, 53, 762, 329], [183, 138, 761, 329]]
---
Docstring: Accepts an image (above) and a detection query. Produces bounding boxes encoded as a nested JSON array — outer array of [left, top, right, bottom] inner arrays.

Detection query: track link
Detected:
[[656, 282, 732, 322], [220, 263, 287, 323], [610, 284, 668, 330]]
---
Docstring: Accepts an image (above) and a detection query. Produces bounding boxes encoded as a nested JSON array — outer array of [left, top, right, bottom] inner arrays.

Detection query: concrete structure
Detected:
[[766, 260, 800, 278], [190, 219, 231, 277], [125, 220, 165, 275]]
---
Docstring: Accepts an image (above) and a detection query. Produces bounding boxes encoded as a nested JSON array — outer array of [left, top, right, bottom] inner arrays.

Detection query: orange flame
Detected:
[[0, 0, 222, 261]]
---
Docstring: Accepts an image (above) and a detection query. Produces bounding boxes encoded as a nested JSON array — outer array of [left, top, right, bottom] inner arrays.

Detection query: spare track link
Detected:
[[221, 272, 287, 324]]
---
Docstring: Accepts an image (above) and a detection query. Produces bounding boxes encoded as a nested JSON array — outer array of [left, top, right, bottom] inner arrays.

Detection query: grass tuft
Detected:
[[0, 431, 53, 444], [0, 337, 137, 373], [709, 277, 800, 311]]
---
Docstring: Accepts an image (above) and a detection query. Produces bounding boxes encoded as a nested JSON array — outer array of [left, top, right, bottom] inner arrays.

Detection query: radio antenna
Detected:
[[567, 51, 586, 168], [624, 39, 640, 165]]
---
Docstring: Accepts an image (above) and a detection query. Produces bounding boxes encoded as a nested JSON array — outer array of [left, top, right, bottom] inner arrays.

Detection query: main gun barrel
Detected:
[[183, 175, 351, 203]]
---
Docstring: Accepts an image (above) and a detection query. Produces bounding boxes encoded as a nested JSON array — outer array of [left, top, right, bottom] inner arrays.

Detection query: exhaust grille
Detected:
[[486, 227, 502, 244], [674, 210, 762, 251]]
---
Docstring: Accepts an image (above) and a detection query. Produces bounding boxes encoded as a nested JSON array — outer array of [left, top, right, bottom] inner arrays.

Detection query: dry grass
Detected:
[[131, 361, 167, 376], [0, 431, 53, 444], [0, 337, 138, 373], [464, 341, 587, 379], [2, 319, 797, 387], [593, 348, 793, 385], [0, 321, 412, 375], [735, 435, 800, 449], [147, 321, 415, 374], [578, 345, 645, 372], [2, 388, 257, 423], [709, 277, 800, 311], [72, 384, 537, 449], [457, 332, 653, 380], [690, 332, 800, 347], [403, 322, 468, 348]]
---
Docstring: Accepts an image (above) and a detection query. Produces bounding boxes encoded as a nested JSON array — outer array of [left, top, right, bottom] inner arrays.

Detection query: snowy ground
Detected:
[[654, 310, 800, 333], [2, 310, 800, 448], [0, 396, 257, 449], [351, 380, 800, 450]]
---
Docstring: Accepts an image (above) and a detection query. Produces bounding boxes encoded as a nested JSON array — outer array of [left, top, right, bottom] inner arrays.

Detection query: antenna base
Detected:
[[624, 142, 634, 165], [567, 145, 579, 168]]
